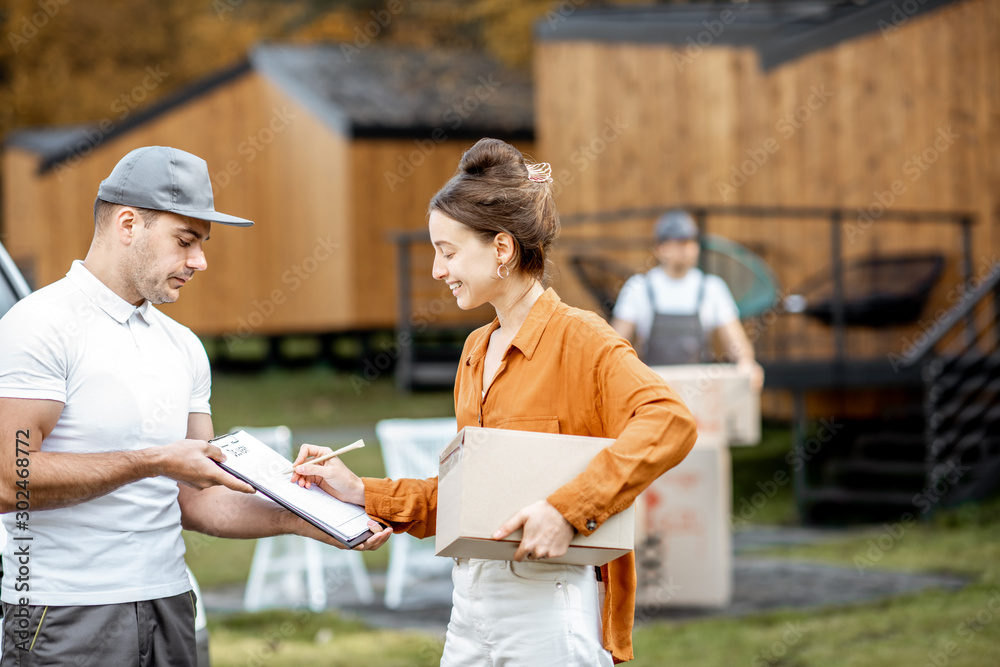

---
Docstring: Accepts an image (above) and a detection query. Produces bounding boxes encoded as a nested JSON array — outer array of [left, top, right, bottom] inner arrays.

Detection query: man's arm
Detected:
[[714, 320, 764, 390], [610, 274, 645, 349], [0, 397, 254, 513], [178, 414, 391, 551], [610, 317, 636, 346]]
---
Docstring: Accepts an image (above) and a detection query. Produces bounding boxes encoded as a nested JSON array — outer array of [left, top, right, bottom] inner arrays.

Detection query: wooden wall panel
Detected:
[[2, 144, 120, 293], [536, 0, 998, 368], [535, 0, 997, 420], [2, 65, 539, 335], [349, 138, 472, 330], [151, 73, 352, 335], [987, 0, 1000, 260], [1, 149, 45, 286], [2, 71, 353, 336]]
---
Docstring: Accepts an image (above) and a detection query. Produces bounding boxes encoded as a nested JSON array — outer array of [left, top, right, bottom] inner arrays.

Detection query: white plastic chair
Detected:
[[237, 426, 374, 611], [375, 417, 457, 609]]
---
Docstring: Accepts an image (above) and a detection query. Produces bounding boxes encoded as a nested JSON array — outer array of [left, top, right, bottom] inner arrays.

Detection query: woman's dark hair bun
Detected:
[[431, 138, 560, 283], [458, 138, 525, 178]]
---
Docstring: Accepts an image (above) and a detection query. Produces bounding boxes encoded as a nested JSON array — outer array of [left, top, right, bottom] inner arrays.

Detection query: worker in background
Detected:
[[611, 209, 764, 390]]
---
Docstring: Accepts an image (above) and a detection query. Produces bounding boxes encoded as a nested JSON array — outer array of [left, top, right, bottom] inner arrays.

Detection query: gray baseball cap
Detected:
[[97, 146, 253, 226], [655, 209, 698, 242]]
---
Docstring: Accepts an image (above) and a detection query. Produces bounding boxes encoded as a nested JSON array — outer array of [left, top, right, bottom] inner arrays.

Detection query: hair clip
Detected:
[[526, 162, 553, 183]]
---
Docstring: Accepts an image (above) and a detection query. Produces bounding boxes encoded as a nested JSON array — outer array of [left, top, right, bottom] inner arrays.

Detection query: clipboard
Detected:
[[211, 430, 377, 549]]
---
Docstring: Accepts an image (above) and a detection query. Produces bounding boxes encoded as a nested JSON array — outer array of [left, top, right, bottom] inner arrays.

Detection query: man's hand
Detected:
[[493, 499, 575, 562], [289, 444, 366, 506], [354, 521, 393, 551], [153, 439, 254, 494], [289, 514, 392, 551], [738, 358, 765, 392], [610, 317, 637, 346]]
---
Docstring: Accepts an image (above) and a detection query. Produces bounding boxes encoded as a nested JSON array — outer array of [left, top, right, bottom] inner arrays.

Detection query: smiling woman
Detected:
[[291, 138, 699, 665], [431, 139, 558, 285]]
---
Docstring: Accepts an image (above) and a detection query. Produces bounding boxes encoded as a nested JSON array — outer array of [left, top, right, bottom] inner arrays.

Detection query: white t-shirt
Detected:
[[612, 267, 739, 340], [0, 261, 211, 606]]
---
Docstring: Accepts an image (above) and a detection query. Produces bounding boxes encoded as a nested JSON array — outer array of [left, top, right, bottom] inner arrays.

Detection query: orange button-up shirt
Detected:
[[364, 288, 697, 663]]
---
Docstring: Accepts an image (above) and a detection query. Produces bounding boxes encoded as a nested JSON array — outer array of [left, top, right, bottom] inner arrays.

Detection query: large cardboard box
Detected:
[[435, 427, 635, 566], [634, 434, 732, 607], [652, 364, 761, 445]]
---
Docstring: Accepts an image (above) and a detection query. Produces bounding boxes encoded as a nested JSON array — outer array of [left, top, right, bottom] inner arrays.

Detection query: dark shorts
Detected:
[[0, 591, 197, 667]]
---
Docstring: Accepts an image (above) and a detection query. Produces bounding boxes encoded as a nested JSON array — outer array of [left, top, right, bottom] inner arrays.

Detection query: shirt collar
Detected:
[[464, 288, 560, 366], [654, 266, 702, 281], [66, 260, 151, 326]]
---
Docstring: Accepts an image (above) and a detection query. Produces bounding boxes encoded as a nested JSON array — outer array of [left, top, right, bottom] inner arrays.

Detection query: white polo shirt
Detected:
[[0, 261, 211, 606], [612, 267, 739, 340]]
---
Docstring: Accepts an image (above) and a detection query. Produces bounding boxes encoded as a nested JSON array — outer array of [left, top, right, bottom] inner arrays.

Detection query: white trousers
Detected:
[[440, 558, 614, 667]]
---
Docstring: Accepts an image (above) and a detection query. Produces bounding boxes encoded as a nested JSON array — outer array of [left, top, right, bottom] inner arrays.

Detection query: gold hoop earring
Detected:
[[497, 263, 510, 279]]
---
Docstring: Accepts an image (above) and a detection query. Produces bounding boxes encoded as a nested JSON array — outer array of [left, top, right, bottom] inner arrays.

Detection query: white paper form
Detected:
[[212, 431, 373, 545]]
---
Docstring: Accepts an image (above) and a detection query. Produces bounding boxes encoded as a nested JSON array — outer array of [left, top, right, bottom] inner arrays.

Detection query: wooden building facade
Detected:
[[2, 44, 533, 339], [535, 0, 999, 369], [533, 1, 1000, 515]]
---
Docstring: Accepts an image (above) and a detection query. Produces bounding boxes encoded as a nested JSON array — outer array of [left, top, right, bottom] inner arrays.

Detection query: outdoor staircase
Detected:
[[804, 410, 930, 522], [801, 261, 1000, 523], [923, 340, 1000, 505]]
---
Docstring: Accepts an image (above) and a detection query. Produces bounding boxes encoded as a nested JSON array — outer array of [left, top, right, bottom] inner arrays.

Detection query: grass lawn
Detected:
[[728, 421, 798, 525], [188, 368, 1000, 665], [208, 366, 454, 434], [632, 586, 1000, 666], [631, 498, 1000, 666], [199, 497, 1000, 666], [206, 609, 443, 667]]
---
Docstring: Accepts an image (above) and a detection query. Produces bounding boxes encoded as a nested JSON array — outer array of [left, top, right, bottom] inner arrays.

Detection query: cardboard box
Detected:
[[652, 364, 761, 445], [435, 427, 635, 566], [634, 433, 732, 607]]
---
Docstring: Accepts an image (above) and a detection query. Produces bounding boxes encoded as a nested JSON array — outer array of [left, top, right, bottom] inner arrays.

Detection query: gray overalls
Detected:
[[641, 270, 708, 366]]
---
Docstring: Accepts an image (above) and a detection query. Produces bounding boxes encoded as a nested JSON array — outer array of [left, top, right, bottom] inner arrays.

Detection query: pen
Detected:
[[283, 439, 365, 475]]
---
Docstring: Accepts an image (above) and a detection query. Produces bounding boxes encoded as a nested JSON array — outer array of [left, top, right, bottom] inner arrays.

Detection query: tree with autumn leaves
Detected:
[[1, 0, 680, 145]]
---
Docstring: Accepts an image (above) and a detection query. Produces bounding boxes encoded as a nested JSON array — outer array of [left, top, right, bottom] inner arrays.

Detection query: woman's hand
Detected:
[[289, 444, 366, 506], [493, 499, 575, 562], [288, 444, 391, 551]]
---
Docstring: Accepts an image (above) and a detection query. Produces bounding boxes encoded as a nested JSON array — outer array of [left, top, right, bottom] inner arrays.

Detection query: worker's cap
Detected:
[[98, 146, 253, 226], [654, 209, 698, 242]]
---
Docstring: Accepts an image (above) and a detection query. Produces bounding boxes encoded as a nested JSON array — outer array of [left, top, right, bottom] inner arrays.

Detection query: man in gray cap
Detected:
[[0, 146, 389, 665], [611, 209, 763, 389]]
